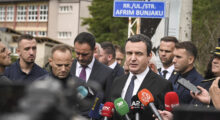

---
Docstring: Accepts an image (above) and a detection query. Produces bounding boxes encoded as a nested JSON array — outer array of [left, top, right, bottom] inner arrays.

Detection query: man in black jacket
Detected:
[[99, 42, 124, 78]]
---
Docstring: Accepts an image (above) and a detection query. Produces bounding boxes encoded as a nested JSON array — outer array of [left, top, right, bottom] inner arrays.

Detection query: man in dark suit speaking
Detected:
[[109, 34, 173, 120]]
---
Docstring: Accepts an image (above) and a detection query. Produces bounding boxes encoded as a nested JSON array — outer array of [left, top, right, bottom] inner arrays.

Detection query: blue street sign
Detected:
[[113, 1, 165, 18]]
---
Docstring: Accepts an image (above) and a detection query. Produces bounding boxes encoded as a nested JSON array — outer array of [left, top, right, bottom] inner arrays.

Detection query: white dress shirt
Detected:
[[161, 64, 174, 80], [121, 67, 150, 99], [76, 57, 95, 82], [109, 61, 117, 69]]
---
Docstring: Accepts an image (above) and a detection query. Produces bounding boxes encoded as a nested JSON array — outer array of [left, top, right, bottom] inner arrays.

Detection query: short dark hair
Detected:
[[126, 34, 152, 56], [74, 32, 96, 50], [175, 41, 197, 60], [114, 44, 125, 54], [161, 36, 178, 43], [17, 34, 35, 46], [51, 44, 72, 57], [101, 42, 116, 59]]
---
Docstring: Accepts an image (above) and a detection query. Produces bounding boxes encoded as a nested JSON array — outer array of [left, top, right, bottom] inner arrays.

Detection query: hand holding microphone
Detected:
[[154, 92, 179, 120], [138, 89, 163, 120], [154, 110, 173, 120], [165, 92, 179, 112]]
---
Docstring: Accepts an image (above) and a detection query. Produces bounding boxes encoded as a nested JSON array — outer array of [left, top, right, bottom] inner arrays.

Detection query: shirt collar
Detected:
[[180, 67, 195, 78], [109, 61, 117, 69], [129, 66, 150, 81], [16, 59, 36, 75], [76, 57, 95, 69], [161, 64, 174, 73]]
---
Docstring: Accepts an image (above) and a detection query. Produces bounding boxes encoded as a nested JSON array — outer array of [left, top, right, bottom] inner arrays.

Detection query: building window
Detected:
[[17, 5, 26, 21], [6, 6, 14, 21], [58, 32, 72, 39], [39, 5, 48, 21], [27, 31, 36, 37], [59, 5, 72, 13], [10, 46, 18, 56], [28, 5, 38, 21], [38, 31, 47, 37], [0, 6, 5, 21]]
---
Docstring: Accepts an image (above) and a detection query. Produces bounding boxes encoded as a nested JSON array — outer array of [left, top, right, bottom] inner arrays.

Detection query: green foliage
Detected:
[[192, 0, 220, 75], [82, 0, 128, 47], [10, 55, 18, 63]]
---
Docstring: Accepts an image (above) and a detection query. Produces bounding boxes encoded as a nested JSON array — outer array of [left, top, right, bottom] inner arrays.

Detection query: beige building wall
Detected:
[[48, 0, 80, 46], [35, 43, 46, 67], [0, 31, 14, 48], [48, 0, 59, 39]]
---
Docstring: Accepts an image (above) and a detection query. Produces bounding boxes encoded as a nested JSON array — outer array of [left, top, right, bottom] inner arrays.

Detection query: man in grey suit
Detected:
[[109, 34, 173, 120], [70, 32, 114, 100]]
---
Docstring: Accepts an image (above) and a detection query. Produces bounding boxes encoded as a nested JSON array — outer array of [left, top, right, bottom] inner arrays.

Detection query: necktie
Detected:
[[124, 75, 137, 105], [79, 66, 87, 81], [163, 70, 168, 79]]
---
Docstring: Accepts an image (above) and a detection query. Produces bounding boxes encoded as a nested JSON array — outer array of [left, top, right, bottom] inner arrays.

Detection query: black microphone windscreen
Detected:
[[130, 95, 144, 113]]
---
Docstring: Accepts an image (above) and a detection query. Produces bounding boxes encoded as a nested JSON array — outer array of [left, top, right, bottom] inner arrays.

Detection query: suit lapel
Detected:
[[89, 59, 99, 81], [138, 69, 155, 91], [112, 74, 129, 100], [119, 74, 129, 92]]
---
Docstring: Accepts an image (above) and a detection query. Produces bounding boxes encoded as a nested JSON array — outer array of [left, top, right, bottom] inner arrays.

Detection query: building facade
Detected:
[[0, 0, 92, 45]]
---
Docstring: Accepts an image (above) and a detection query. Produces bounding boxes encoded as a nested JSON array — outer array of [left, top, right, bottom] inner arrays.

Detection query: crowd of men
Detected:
[[0, 32, 220, 120]]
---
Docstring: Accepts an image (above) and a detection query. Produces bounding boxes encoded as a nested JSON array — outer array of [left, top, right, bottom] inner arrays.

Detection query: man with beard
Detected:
[[170, 41, 203, 104], [158, 36, 178, 80], [4, 34, 47, 84], [99, 42, 124, 78], [70, 32, 114, 100]]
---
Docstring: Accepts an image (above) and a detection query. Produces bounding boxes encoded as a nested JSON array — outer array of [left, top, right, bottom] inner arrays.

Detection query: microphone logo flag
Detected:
[[138, 89, 154, 106], [141, 92, 151, 103], [117, 101, 123, 107], [102, 106, 110, 111]]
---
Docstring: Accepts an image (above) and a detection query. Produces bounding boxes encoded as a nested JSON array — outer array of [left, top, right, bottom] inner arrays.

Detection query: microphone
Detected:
[[165, 92, 179, 112], [88, 93, 103, 119], [114, 98, 131, 120], [130, 95, 144, 120], [138, 89, 163, 120], [101, 102, 115, 120], [76, 86, 88, 99], [99, 103, 104, 115]]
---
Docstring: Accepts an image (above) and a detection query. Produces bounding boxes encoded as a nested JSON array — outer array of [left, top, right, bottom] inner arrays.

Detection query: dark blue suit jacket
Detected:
[[169, 67, 204, 104], [112, 63, 124, 79]]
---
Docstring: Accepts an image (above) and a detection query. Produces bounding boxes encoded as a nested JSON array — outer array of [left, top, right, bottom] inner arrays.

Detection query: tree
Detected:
[[82, 0, 128, 47], [192, 0, 220, 74]]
